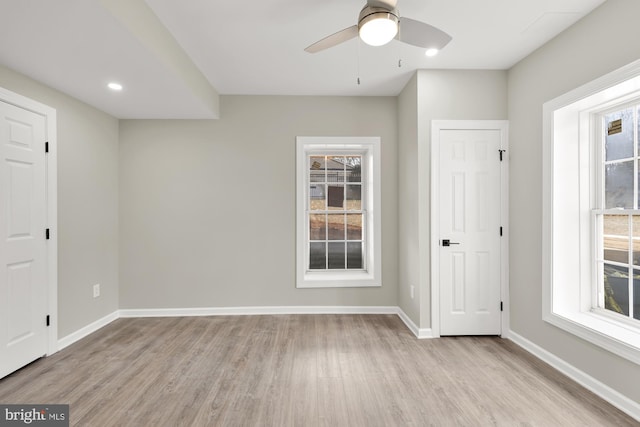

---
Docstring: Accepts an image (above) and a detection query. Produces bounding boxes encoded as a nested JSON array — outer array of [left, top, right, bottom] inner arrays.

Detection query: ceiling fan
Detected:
[[304, 0, 452, 55]]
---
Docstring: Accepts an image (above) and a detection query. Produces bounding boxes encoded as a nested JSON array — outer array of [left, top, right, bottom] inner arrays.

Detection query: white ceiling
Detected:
[[0, 0, 606, 119]]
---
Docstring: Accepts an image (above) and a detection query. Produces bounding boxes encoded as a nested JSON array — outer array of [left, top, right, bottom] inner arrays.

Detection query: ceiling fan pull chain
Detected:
[[398, 59, 402, 68]]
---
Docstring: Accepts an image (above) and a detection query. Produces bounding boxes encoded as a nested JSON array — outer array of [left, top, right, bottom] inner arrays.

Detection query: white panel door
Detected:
[[0, 100, 48, 378], [439, 129, 502, 335]]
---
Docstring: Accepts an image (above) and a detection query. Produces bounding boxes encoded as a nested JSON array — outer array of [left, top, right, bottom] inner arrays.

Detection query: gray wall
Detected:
[[508, 0, 640, 403], [119, 95, 398, 309], [397, 70, 508, 328], [0, 65, 119, 338], [398, 74, 420, 322]]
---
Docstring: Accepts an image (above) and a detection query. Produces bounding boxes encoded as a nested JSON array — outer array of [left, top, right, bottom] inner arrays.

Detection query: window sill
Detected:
[[297, 270, 381, 288], [544, 309, 640, 365]]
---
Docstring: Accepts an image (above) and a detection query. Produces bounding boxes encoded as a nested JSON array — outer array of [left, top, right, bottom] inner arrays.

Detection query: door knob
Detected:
[[442, 239, 460, 247]]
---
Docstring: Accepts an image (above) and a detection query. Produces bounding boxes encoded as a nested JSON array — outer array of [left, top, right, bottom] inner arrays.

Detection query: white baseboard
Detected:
[[57, 310, 119, 351], [118, 305, 399, 318], [397, 308, 434, 339], [509, 330, 640, 422], [69, 306, 429, 340]]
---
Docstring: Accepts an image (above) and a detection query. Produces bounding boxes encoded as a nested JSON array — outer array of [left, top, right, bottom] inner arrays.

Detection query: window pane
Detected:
[[310, 184, 326, 210], [634, 272, 640, 321], [604, 214, 628, 235], [602, 215, 640, 264], [328, 242, 345, 269], [346, 185, 362, 211], [604, 264, 629, 316], [637, 160, 640, 208], [347, 214, 362, 240], [327, 185, 344, 209], [327, 157, 345, 183], [605, 161, 634, 209], [605, 108, 634, 161], [327, 214, 345, 240], [347, 242, 363, 269], [309, 214, 326, 240], [603, 236, 628, 264], [309, 243, 326, 270], [638, 106, 640, 153], [633, 216, 640, 266], [346, 156, 362, 182], [310, 156, 326, 182]]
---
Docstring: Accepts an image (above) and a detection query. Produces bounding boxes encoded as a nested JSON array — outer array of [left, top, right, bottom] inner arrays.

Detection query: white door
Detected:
[[0, 100, 48, 378], [438, 128, 503, 335]]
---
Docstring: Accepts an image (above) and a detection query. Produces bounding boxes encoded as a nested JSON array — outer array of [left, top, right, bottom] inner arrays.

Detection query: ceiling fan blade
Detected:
[[398, 17, 452, 50], [305, 25, 359, 53], [366, 0, 398, 9]]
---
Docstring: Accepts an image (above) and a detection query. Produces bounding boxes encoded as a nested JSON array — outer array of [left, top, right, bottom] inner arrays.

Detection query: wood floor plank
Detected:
[[0, 314, 636, 426], [317, 377, 350, 426]]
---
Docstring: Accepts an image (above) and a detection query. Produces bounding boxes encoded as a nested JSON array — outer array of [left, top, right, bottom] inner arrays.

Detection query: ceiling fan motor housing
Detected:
[[358, 5, 399, 28]]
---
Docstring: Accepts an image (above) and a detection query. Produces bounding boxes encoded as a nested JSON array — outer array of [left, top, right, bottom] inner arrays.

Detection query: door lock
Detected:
[[441, 239, 460, 247]]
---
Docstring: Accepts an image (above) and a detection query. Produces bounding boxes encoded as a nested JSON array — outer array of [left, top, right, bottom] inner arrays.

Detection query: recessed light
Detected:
[[425, 48, 439, 57], [107, 82, 123, 91]]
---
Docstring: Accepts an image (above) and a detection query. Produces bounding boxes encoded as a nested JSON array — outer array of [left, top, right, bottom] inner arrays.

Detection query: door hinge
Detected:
[[45, 141, 49, 153], [46, 315, 50, 327], [500, 226, 503, 236], [46, 228, 50, 240], [500, 301, 504, 312], [499, 149, 506, 161]]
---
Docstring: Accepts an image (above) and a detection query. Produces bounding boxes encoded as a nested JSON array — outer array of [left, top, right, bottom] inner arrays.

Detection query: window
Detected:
[[308, 155, 364, 270], [595, 105, 640, 322], [296, 137, 381, 288], [543, 59, 640, 365]]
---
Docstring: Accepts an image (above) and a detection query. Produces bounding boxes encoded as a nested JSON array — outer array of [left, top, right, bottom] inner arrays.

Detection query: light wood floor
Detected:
[[0, 315, 636, 426]]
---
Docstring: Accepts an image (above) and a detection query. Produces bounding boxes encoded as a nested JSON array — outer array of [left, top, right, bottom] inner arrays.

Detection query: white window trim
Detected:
[[542, 59, 640, 365], [296, 136, 381, 288]]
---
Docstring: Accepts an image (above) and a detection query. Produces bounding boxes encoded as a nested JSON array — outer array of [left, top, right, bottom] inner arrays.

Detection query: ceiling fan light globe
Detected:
[[425, 48, 439, 57], [359, 12, 398, 46]]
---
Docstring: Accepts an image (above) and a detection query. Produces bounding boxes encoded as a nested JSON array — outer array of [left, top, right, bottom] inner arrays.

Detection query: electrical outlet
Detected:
[[93, 284, 100, 298], [410, 285, 415, 299]]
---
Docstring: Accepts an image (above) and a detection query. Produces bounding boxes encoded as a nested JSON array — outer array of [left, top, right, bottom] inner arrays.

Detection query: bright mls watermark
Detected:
[[0, 405, 68, 426]]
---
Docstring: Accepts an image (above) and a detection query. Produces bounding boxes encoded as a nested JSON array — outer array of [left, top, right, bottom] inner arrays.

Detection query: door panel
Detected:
[[439, 129, 502, 336], [0, 100, 48, 379], [451, 252, 465, 312]]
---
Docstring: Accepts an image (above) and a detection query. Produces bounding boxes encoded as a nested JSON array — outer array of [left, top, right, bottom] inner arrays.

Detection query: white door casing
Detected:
[[0, 88, 57, 379], [431, 120, 509, 337]]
